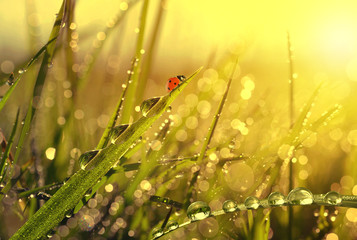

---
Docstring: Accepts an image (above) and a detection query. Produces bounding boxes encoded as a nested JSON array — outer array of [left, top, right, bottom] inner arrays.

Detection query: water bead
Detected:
[[79, 150, 99, 170], [268, 192, 286, 207], [244, 196, 260, 209], [151, 228, 163, 239], [109, 124, 129, 142], [222, 200, 238, 213], [324, 191, 342, 205], [140, 97, 162, 117], [287, 187, 313, 205], [167, 220, 179, 231], [187, 201, 211, 221]]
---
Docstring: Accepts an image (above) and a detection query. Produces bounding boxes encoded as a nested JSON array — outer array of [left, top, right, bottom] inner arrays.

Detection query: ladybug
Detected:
[[167, 75, 186, 92]]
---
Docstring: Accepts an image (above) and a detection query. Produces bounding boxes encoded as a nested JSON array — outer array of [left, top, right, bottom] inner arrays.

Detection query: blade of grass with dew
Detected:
[[73, 123, 143, 213], [287, 31, 295, 240], [17, 180, 66, 199], [96, 58, 138, 149], [76, 0, 139, 90], [0, 109, 19, 184], [0, 2, 64, 199], [183, 60, 238, 208], [288, 82, 323, 144], [0, 37, 57, 113], [124, 118, 171, 204], [136, 0, 166, 100], [120, 0, 149, 123], [10, 67, 201, 240]]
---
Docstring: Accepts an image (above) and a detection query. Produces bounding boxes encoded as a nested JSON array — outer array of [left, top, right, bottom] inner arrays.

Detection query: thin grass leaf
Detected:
[[120, 0, 150, 123], [10, 67, 201, 240], [0, 109, 20, 184], [288, 82, 323, 144], [123, 117, 170, 204], [96, 58, 137, 149], [183, 60, 238, 208], [287, 31, 295, 240], [73, 134, 143, 213], [0, 38, 58, 114], [136, 0, 166, 100], [17, 180, 66, 199], [77, 0, 139, 90]]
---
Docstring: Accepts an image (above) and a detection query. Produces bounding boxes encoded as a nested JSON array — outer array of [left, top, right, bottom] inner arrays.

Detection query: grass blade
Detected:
[[120, 0, 150, 123], [183, 60, 238, 208], [0, 109, 19, 184], [96, 58, 137, 149]]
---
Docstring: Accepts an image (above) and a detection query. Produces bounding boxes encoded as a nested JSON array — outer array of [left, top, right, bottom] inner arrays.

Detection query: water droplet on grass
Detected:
[[187, 201, 211, 221], [152, 227, 163, 239], [244, 196, 260, 209], [287, 187, 313, 205], [79, 150, 99, 170], [140, 97, 161, 117], [324, 191, 342, 205], [18, 68, 26, 74], [268, 192, 286, 206], [7, 72, 14, 86], [109, 124, 129, 142], [167, 220, 179, 231], [222, 200, 238, 213]]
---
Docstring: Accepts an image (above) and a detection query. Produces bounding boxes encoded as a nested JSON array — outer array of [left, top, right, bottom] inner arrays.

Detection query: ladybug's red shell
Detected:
[[167, 75, 186, 92]]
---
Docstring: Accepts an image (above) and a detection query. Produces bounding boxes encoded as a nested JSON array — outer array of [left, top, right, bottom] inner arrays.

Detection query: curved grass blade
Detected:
[[136, 0, 166, 101], [0, 37, 57, 114], [0, 109, 19, 184], [77, 0, 140, 90], [120, 0, 150, 123], [183, 60, 238, 208], [10, 67, 201, 240], [96, 58, 138, 149]]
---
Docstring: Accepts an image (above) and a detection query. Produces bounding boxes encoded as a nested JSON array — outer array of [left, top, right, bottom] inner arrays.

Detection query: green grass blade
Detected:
[[120, 0, 150, 123], [0, 37, 57, 114], [183, 60, 237, 208], [136, 0, 166, 100], [77, 0, 140, 90], [96, 58, 137, 149], [10, 67, 201, 240], [288, 82, 323, 144], [0, 109, 20, 184]]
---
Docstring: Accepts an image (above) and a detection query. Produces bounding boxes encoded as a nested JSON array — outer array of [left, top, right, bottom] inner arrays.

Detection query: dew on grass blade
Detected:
[[151, 227, 163, 239], [18, 68, 26, 74], [79, 150, 99, 170], [222, 200, 238, 213], [268, 192, 286, 207], [140, 97, 162, 117], [324, 191, 342, 205], [7, 72, 14, 86], [244, 196, 260, 209], [167, 220, 179, 231], [187, 201, 211, 221], [109, 124, 129, 143], [287, 187, 313, 205]]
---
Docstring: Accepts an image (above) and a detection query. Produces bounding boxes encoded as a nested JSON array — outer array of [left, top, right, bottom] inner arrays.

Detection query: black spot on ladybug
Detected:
[[174, 82, 177, 85], [169, 80, 171, 82]]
